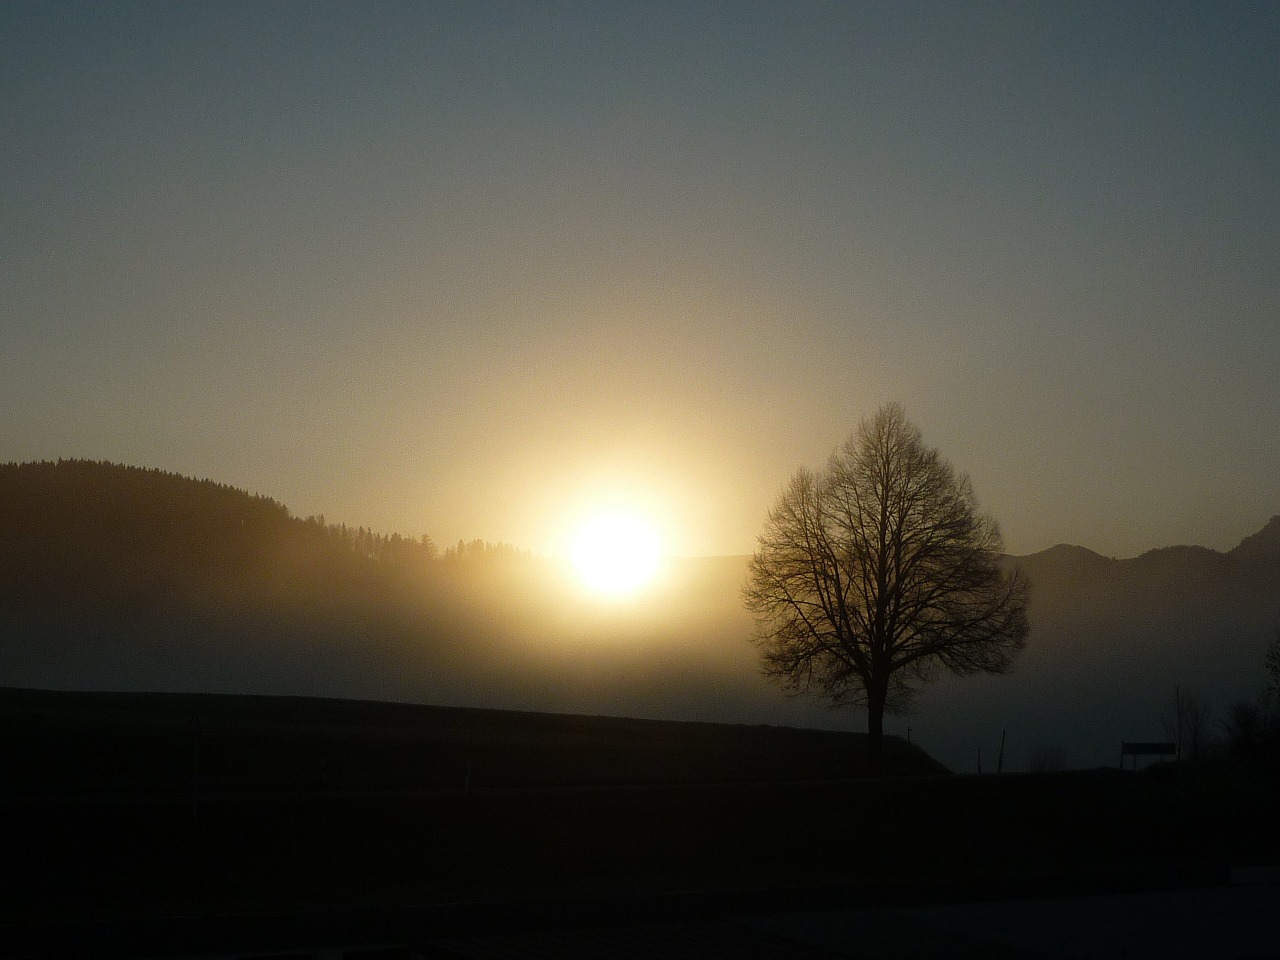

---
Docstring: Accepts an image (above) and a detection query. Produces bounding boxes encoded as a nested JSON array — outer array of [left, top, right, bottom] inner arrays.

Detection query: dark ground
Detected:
[[1, 688, 1277, 958]]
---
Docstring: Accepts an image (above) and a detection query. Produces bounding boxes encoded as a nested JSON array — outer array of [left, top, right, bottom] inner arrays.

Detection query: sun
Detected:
[[567, 508, 664, 597]]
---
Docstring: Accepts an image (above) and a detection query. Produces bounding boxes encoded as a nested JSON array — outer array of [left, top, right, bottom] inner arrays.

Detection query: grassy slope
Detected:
[[0, 687, 941, 795], [1, 688, 1276, 927]]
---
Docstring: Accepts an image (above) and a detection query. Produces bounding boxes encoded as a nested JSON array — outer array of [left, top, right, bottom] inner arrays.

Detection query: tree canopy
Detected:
[[744, 403, 1030, 761]]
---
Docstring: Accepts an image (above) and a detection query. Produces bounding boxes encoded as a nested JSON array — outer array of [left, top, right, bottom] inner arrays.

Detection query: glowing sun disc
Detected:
[[568, 509, 662, 596]]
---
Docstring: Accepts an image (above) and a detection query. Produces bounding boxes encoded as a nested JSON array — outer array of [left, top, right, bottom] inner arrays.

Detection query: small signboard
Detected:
[[1119, 741, 1176, 769]]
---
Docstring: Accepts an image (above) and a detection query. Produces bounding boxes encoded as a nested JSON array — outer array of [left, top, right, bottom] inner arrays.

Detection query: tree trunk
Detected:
[[866, 682, 886, 769]]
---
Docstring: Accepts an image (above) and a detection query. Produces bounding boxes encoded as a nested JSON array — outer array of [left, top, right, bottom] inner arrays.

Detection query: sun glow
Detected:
[[567, 508, 664, 597]]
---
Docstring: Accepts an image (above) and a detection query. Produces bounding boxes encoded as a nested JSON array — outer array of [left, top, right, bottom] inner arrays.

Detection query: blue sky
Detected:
[[3, 1, 1278, 557]]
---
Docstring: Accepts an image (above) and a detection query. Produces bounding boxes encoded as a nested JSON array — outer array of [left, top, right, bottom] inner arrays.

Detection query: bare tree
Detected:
[[743, 403, 1030, 763], [1184, 691, 1212, 760], [1221, 692, 1279, 763], [1162, 684, 1211, 761]]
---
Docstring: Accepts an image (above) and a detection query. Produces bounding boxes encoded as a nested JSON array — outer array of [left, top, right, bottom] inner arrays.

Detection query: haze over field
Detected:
[[3, 2, 1278, 562]]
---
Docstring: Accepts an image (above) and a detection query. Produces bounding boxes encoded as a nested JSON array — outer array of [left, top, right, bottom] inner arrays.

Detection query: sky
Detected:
[[3, 1, 1278, 561]]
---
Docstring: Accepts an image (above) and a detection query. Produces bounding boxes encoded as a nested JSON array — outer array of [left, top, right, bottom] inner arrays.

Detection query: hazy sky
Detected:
[[4, 2, 1278, 559]]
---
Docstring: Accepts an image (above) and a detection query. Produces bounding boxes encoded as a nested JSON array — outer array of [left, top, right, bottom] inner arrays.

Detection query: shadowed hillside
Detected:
[[0, 460, 436, 611]]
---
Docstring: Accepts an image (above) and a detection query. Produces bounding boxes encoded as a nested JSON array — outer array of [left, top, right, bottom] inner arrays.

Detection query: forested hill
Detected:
[[0, 460, 460, 609]]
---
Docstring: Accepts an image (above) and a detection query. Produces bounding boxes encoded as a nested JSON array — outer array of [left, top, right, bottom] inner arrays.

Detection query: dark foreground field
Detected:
[[2, 688, 1278, 957]]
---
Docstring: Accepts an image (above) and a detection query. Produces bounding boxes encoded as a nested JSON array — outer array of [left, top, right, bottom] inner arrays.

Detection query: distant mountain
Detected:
[[933, 520, 1280, 773], [1014, 517, 1280, 574], [1009, 543, 1111, 584], [1, 459, 1277, 774], [1229, 514, 1280, 567], [1019, 543, 1109, 564], [1010, 528, 1279, 607]]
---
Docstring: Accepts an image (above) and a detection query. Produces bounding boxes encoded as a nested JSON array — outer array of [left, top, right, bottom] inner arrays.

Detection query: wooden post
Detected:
[[187, 709, 201, 822]]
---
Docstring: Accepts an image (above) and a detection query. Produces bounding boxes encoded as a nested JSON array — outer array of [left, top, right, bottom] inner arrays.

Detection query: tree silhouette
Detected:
[[1162, 683, 1211, 761], [744, 403, 1029, 763]]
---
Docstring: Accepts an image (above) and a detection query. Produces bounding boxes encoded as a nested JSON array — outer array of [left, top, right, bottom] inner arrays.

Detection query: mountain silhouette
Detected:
[[1229, 514, 1280, 566]]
